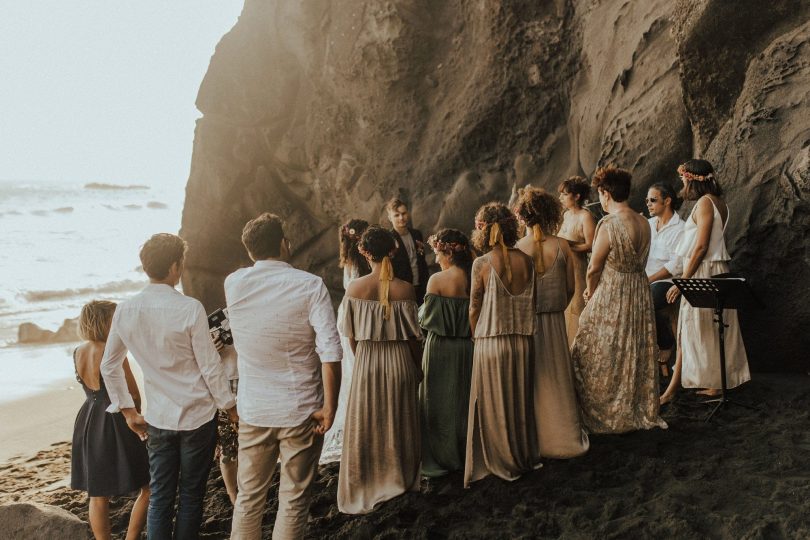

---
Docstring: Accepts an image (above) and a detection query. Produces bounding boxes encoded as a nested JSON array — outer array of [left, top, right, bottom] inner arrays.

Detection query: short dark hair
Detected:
[[359, 226, 396, 261], [678, 159, 723, 200], [472, 202, 520, 253], [592, 166, 632, 202], [241, 213, 285, 261], [649, 182, 683, 211], [139, 233, 187, 280], [557, 176, 591, 206], [516, 186, 564, 234], [385, 198, 408, 213]]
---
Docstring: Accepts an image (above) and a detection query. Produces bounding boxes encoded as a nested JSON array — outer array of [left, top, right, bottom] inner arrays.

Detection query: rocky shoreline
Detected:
[[3, 374, 809, 539]]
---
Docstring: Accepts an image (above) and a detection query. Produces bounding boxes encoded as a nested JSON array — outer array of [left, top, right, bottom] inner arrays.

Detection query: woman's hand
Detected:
[[583, 287, 592, 304], [666, 284, 681, 304]]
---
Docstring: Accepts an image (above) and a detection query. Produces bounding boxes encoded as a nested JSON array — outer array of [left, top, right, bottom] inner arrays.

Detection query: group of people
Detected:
[[69, 158, 750, 539]]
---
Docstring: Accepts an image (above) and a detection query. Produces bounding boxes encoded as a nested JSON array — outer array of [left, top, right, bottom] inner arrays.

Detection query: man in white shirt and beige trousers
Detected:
[[226, 213, 342, 540], [102, 233, 238, 540]]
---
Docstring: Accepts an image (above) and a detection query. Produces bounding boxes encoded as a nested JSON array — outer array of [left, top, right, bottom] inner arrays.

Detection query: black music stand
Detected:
[[672, 275, 763, 422]]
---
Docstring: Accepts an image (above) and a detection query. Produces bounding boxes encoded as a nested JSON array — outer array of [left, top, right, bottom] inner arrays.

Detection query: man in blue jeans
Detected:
[[102, 233, 237, 539]]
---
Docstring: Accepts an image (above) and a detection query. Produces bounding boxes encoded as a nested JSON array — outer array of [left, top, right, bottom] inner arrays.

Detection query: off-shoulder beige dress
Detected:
[[558, 212, 587, 346], [337, 297, 422, 514], [571, 214, 667, 434], [532, 240, 590, 458], [464, 256, 539, 488]]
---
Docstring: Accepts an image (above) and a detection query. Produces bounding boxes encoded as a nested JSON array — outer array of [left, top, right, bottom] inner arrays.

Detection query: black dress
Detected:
[[70, 351, 150, 496]]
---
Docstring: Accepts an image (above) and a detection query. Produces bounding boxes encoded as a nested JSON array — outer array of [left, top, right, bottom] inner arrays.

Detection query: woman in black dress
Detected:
[[71, 300, 150, 540]]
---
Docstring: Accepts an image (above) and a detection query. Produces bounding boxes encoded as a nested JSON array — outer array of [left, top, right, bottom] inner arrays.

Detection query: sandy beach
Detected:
[[2, 373, 809, 538]]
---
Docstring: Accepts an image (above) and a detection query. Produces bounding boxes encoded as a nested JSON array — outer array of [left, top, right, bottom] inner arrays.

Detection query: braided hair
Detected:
[[338, 218, 371, 276]]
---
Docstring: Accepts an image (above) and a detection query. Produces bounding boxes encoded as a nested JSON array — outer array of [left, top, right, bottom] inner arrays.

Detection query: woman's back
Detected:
[[346, 274, 415, 302], [475, 250, 535, 338], [603, 212, 650, 273], [74, 341, 105, 392]]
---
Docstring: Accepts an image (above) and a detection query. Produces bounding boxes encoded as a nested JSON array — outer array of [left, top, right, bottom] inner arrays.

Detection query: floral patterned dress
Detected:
[[571, 214, 667, 434]]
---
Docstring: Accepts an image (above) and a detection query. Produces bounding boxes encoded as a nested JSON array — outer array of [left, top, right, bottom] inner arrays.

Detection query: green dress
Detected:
[[418, 293, 473, 477]]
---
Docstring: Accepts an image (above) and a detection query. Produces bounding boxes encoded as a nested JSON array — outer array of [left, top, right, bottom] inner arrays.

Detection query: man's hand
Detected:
[[122, 408, 149, 441], [211, 330, 225, 351], [310, 407, 335, 435], [666, 284, 681, 304], [226, 406, 239, 425]]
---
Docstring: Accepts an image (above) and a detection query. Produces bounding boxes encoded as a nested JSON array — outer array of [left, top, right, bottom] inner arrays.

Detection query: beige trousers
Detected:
[[230, 419, 323, 540]]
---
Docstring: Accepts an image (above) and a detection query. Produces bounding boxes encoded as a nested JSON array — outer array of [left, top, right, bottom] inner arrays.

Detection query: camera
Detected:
[[208, 308, 233, 346]]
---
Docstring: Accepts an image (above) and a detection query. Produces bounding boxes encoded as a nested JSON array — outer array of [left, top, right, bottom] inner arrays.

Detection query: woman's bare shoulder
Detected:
[[389, 278, 416, 301]]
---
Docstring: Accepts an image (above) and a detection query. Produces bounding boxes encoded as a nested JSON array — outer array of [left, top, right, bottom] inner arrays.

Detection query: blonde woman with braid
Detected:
[[337, 226, 422, 514], [516, 187, 589, 459], [465, 203, 538, 488]]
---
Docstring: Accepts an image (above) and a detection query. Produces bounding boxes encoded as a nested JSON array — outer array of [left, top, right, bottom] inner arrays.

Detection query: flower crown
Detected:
[[678, 164, 715, 183], [428, 234, 467, 254]]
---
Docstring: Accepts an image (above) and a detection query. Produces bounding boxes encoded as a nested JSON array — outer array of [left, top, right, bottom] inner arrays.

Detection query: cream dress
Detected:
[[675, 198, 751, 389], [532, 239, 589, 458], [464, 255, 539, 487], [558, 211, 587, 346], [337, 297, 421, 514], [320, 266, 360, 464]]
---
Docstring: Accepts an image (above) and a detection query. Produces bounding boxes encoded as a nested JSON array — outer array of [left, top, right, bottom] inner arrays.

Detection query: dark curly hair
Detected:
[[429, 228, 474, 285], [339, 219, 371, 276], [516, 186, 564, 235], [557, 176, 591, 207], [649, 182, 683, 211], [592, 166, 632, 202], [359, 226, 397, 261], [678, 159, 723, 200], [472, 202, 520, 253]]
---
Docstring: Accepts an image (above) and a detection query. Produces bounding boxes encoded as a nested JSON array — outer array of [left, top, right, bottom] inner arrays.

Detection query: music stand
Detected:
[[672, 275, 763, 422]]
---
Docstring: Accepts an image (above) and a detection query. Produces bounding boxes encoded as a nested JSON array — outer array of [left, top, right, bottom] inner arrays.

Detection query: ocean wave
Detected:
[[53, 206, 74, 213], [85, 182, 149, 190], [146, 201, 168, 209], [124, 204, 142, 210], [20, 279, 146, 303]]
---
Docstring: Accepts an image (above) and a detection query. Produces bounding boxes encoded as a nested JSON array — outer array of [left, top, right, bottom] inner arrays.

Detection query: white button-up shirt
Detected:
[[646, 213, 685, 283], [101, 284, 236, 431], [224, 260, 342, 428]]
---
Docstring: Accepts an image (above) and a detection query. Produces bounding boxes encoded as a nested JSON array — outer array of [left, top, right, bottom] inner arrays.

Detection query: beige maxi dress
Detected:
[[675, 198, 750, 389], [464, 255, 538, 487], [571, 214, 668, 434], [533, 239, 590, 458], [337, 297, 422, 514], [559, 212, 587, 346]]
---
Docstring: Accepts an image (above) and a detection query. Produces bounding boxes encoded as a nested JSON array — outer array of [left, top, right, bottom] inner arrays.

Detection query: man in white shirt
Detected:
[[226, 213, 341, 540], [645, 183, 685, 366], [101, 233, 237, 540]]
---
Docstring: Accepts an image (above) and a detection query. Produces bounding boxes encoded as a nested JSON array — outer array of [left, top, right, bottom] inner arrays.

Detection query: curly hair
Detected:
[[339, 219, 371, 275], [359, 226, 397, 261], [241, 213, 285, 260], [516, 186, 564, 235], [471, 202, 520, 253], [592, 166, 632, 202], [79, 300, 117, 342], [429, 228, 474, 284], [557, 176, 591, 206], [139, 233, 187, 280], [678, 159, 723, 200]]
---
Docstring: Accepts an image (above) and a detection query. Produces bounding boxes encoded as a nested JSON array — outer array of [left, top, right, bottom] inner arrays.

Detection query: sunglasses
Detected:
[[645, 197, 659, 204]]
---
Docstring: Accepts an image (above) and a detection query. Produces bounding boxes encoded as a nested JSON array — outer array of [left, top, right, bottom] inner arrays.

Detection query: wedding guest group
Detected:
[[79, 158, 753, 538]]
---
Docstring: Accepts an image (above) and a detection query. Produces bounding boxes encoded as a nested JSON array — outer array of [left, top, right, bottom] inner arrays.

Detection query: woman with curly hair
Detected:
[[660, 159, 750, 403], [337, 226, 422, 514], [464, 202, 539, 488], [321, 219, 371, 464], [419, 228, 475, 477], [516, 187, 589, 459], [571, 166, 667, 434], [558, 176, 597, 345]]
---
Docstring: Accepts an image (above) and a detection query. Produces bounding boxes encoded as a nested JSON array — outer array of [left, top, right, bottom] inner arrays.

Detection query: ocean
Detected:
[[0, 179, 185, 404]]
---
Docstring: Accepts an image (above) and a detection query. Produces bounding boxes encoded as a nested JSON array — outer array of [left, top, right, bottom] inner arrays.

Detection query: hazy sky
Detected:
[[0, 1, 243, 186]]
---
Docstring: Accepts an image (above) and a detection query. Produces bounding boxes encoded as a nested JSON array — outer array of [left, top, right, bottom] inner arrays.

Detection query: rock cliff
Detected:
[[180, 0, 810, 371]]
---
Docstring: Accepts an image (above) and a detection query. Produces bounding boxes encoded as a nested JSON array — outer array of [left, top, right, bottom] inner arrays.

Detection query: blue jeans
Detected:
[[146, 417, 217, 540]]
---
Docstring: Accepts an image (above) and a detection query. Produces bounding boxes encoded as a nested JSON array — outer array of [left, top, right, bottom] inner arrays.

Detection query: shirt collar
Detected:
[[145, 282, 179, 293], [656, 212, 682, 231], [253, 259, 293, 269]]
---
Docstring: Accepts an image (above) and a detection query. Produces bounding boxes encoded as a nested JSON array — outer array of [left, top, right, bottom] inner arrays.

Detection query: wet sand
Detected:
[[2, 374, 809, 539]]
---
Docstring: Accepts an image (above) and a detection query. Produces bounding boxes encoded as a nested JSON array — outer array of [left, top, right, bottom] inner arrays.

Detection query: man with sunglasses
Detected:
[[645, 183, 685, 374]]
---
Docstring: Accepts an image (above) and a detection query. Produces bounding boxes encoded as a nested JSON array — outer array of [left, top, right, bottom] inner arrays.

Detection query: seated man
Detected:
[[645, 183, 685, 374]]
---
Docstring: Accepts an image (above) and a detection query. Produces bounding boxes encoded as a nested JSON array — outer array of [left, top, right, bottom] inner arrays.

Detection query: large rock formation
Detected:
[[181, 0, 810, 371], [0, 502, 89, 539]]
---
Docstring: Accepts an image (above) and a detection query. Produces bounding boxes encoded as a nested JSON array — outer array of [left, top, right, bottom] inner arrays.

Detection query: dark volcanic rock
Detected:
[[181, 0, 810, 371]]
